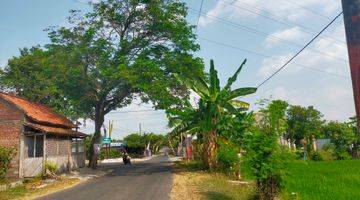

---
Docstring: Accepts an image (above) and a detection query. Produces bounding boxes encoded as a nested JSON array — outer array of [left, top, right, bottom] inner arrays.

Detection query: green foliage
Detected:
[[123, 133, 167, 155], [44, 161, 58, 174], [244, 129, 290, 200], [0, 0, 204, 168], [216, 139, 240, 172], [260, 99, 289, 134], [310, 151, 323, 161], [0, 146, 14, 181], [322, 121, 356, 160], [169, 59, 256, 169], [244, 100, 292, 200], [286, 105, 324, 156], [99, 149, 121, 160], [84, 134, 94, 160]]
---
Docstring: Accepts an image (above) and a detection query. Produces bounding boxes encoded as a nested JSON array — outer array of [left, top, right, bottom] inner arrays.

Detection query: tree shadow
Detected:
[[202, 191, 234, 200]]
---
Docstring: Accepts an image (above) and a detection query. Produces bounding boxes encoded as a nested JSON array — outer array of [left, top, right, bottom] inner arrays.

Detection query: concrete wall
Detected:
[[0, 99, 23, 178]]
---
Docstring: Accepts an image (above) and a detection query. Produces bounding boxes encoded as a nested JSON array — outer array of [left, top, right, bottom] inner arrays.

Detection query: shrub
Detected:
[[99, 148, 121, 160], [0, 146, 14, 181], [317, 144, 336, 161], [336, 149, 352, 160], [311, 151, 323, 161], [45, 161, 58, 174], [217, 140, 240, 173], [244, 130, 291, 200]]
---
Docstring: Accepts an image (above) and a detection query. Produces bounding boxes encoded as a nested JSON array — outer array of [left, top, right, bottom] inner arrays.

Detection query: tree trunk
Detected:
[[88, 105, 105, 169], [168, 138, 176, 155], [203, 130, 217, 170]]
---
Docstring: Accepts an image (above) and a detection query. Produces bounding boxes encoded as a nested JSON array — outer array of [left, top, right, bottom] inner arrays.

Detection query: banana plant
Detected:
[[169, 59, 257, 169]]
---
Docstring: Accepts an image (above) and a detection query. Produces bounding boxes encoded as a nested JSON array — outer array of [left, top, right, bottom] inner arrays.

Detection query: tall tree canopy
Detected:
[[286, 105, 324, 150], [0, 0, 204, 168]]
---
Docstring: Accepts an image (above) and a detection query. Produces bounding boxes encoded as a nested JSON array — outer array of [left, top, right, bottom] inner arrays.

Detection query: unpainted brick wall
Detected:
[[0, 99, 23, 178], [46, 135, 70, 156]]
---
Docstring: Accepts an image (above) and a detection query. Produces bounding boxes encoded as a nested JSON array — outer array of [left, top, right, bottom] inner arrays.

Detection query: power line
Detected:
[[108, 109, 164, 115], [228, 0, 346, 45], [196, 0, 206, 31], [188, 8, 348, 63], [282, 0, 343, 24], [198, 36, 349, 79], [256, 12, 344, 88]]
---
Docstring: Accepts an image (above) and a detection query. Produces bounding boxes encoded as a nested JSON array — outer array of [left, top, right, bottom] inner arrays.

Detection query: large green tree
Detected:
[[0, 0, 203, 168], [168, 59, 257, 169], [286, 105, 324, 158], [323, 121, 356, 159]]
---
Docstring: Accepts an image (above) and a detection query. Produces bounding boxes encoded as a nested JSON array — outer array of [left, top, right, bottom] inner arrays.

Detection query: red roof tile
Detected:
[[0, 93, 76, 128], [24, 122, 87, 138]]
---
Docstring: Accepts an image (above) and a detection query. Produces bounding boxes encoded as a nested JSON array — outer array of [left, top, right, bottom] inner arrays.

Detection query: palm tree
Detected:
[[169, 59, 257, 169]]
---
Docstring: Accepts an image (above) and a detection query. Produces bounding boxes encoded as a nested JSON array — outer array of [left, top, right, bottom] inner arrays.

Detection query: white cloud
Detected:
[[258, 22, 350, 79], [265, 27, 304, 47], [79, 99, 169, 139], [199, 0, 340, 27], [0, 60, 7, 69], [198, 1, 233, 27], [268, 85, 355, 121], [257, 53, 302, 78]]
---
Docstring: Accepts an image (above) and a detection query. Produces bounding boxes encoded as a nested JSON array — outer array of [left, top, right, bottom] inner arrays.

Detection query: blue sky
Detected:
[[0, 0, 354, 138]]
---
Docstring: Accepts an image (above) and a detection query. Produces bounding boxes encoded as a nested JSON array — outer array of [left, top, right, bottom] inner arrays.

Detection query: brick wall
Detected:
[[58, 137, 70, 155], [45, 135, 70, 156], [46, 135, 58, 156], [0, 99, 23, 178]]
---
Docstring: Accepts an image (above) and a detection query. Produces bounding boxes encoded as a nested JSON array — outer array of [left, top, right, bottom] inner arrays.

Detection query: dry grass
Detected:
[[0, 177, 80, 200], [171, 161, 254, 200]]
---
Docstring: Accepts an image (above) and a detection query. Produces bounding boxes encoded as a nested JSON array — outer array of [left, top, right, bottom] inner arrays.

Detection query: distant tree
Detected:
[[124, 133, 167, 155], [286, 105, 324, 159], [323, 121, 355, 160], [257, 99, 289, 136], [1, 0, 203, 168], [348, 116, 360, 158]]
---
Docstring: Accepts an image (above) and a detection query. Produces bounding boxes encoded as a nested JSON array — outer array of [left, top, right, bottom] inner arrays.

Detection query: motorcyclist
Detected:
[[122, 151, 131, 165]]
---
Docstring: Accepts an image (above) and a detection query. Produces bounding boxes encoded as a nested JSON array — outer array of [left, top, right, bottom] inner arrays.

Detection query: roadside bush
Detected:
[[244, 130, 291, 200], [0, 146, 14, 181], [99, 148, 121, 160], [45, 161, 58, 174], [315, 144, 336, 161], [294, 149, 305, 160], [336, 149, 352, 160], [217, 139, 240, 174], [311, 151, 323, 161]]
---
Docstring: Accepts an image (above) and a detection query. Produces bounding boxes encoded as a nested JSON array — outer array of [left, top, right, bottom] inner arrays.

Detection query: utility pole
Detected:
[[341, 0, 360, 131]]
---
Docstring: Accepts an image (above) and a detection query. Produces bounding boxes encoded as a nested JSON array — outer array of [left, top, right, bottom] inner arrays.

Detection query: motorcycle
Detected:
[[122, 154, 131, 165]]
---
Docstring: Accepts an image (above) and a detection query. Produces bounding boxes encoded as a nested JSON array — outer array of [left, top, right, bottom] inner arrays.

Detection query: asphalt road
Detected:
[[38, 156, 173, 200]]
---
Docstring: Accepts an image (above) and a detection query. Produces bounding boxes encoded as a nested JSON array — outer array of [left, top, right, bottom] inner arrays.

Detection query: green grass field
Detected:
[[282, 160, 360, 200]]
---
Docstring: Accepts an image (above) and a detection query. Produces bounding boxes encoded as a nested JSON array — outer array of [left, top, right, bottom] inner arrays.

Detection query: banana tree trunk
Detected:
[[203, 130, 217, 170]]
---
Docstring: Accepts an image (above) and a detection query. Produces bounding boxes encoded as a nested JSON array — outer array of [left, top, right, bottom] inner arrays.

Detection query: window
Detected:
[[26, 135, 44, 158], [71, 138, 77, 153], [78, 139, 84, 153], [26, 136, 34, 157], [35, 135, 44, 157]]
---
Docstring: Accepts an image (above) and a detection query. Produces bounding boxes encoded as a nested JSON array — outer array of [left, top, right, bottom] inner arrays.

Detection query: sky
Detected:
[[0, 0, 355, 139]]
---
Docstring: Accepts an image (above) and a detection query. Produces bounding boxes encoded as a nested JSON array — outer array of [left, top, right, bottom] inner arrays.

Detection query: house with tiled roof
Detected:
[[0, 92, 87, 178]]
